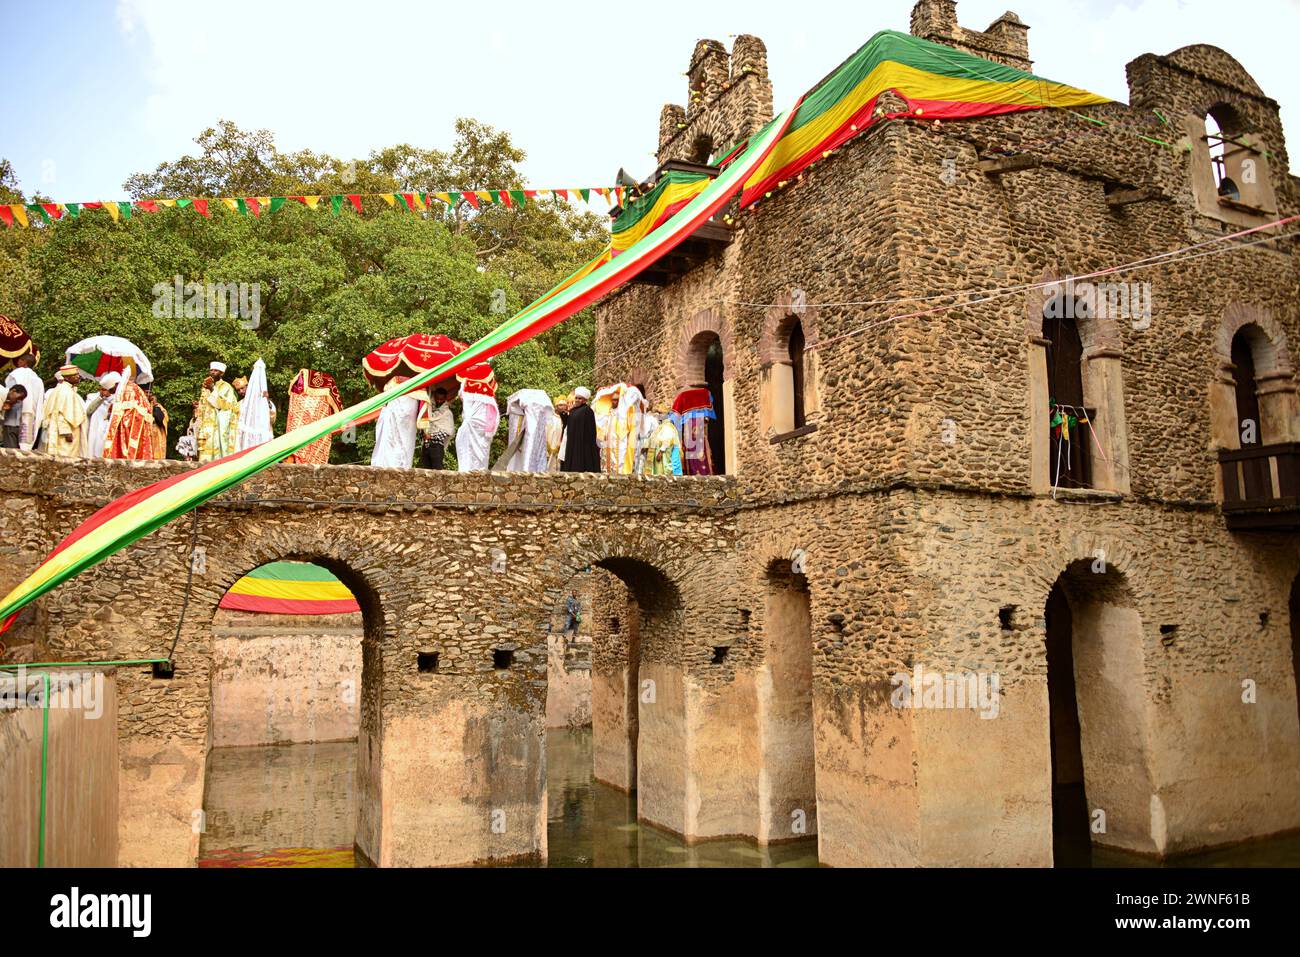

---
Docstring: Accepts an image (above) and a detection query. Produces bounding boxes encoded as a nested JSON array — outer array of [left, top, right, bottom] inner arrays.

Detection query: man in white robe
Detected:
[[85, 371, 121, 459], [4, 352, 44, 451], [505, 389, 555, 473], [42, 366, 88, 459], [370, 376, 422, 469], [455, 385, 500, 472]]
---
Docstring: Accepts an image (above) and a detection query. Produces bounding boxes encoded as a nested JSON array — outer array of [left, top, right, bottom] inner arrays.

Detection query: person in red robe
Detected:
[[104, 379, 159, 460]]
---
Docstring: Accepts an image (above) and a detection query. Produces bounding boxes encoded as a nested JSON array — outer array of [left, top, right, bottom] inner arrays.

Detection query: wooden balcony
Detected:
[[1219, 442, 1300, 531]]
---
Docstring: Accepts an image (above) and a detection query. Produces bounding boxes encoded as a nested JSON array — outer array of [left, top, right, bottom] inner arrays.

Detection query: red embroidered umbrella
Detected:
[[362, 333, 493, 394], [457, 361, 498, 398], [0, 315, 38, 375]]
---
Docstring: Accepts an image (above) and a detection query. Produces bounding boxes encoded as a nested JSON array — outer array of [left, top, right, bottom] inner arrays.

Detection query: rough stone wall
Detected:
[[656, 35, 774, 168], [210, 610, 363, 747], [591, 6, 1300, 865], [0, 454, 741, 866]]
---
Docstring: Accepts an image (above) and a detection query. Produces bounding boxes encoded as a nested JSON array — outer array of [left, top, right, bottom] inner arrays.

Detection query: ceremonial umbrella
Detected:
[[457, 360, 498, 398], [65, 335, 154, 385], [362, 333, 492, 394], [0, 315, 38, 375]]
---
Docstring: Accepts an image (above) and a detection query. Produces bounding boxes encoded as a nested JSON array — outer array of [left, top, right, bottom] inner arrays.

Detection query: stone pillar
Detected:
[[1028, 337, 1051, 493]]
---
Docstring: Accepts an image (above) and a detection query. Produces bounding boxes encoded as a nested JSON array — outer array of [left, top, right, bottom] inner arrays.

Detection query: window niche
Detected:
[[1027, 272, 1130, 495], [761, 292, 822, 440], [1184, 103, 1278, 225]]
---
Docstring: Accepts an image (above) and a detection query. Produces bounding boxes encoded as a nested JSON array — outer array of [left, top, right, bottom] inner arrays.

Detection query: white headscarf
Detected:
[[236, 358, 273, 450]]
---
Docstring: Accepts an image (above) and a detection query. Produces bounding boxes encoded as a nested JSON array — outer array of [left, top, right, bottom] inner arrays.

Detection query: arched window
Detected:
[[789, 319, 806, 430], [1230, 328, 1263, 446], [1194, 102, 1272, 217], [1043, 308, 1092, 489]]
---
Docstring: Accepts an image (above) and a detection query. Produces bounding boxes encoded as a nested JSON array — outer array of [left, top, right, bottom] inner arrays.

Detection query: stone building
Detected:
[[592, 0, 1300, 864], [2, 0, 1298, 868]]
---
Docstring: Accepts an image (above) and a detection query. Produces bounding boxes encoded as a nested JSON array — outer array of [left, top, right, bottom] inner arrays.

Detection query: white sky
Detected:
[[4, 0, 1299, 202]]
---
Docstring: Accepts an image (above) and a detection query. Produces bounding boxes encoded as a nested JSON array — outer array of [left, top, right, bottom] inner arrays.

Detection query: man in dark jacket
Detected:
[[560, 386, 600, 473]]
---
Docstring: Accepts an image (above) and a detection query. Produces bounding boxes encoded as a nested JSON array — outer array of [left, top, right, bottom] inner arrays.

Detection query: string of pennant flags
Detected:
[[0, 186, 629, 228]]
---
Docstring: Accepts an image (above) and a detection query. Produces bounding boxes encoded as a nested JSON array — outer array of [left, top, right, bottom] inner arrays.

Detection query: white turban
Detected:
[[210, 361, 227, 373], [99, 371, 122, 389], [574, 386, 592, 401]]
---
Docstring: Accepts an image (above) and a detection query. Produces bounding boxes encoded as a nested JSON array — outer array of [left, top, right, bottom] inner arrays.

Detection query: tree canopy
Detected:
[[0, 119, 609, 463]]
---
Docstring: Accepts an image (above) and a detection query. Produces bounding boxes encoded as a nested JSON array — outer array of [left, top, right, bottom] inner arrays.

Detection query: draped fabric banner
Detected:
[[0, 104, 797, 632], [738, 29, 1108, 206], [1, 187, 627, 228], [218, 561, 361, 615]]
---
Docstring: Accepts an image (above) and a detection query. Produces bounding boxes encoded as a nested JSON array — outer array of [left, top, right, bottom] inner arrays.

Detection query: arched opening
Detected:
[[1043, 561, 1149, 865], [689, 133, 714, 165], [788, 320, 807, 430], [1230, 325, 1266, 447], [1205, 106, 1245, 198], [703, 336, 726, 474], [543, 556, 682, 866], [200, 559, 376, 867], [679, 329, 726, 475], [759, 559, 818, 844], [1042, 305, 1092, 489]]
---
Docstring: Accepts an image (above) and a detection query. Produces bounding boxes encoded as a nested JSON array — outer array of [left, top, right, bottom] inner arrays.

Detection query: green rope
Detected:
[[38, 671, 48, 868]]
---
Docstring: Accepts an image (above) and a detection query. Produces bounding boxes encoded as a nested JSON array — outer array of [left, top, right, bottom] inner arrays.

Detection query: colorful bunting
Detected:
[[0, 184, 622, 228]]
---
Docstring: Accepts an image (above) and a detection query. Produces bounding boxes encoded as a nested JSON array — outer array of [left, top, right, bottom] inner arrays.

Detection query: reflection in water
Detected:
[[544, 728, 819, 868], [199, 741, 360, 868], [197, 731, 1299, 868]]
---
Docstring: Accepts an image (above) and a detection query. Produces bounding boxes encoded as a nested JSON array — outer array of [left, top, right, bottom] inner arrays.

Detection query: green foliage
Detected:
[[0, 119, 609, 462]]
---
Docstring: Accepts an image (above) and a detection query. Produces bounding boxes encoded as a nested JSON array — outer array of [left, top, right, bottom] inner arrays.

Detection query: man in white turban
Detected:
[[42, 365, 87, 459], [85, 371, 121, 459], [197, 361, 239, 462]]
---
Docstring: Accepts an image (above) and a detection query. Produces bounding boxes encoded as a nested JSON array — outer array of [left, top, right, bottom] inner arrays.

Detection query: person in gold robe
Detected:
[[196, 361, 239, 462], [104, 378, 159, 460], [41, 365, 88, 460]]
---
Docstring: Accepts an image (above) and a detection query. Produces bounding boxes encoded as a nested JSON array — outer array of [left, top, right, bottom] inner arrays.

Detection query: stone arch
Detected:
[[1024, 267, 1122, 356], [1037, 554, 1154, 863], [1210, 302, 1297, 450], [759, 290, 821, 367], [675, 308, 734, 387], [197, 523, 392, 866], [1213, 302, 1293, 378]]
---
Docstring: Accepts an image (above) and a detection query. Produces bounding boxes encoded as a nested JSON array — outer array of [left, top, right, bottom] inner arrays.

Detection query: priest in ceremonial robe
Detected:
[[104, 376, 159, 460], [197, 361, 239, 462], [42, 365, 87, 460], [370, 376, 422, 468]]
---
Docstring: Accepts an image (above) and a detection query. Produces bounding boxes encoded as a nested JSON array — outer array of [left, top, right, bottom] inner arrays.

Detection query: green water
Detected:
[[544, 728, 819, 867], [197, 730, 1298, 868]]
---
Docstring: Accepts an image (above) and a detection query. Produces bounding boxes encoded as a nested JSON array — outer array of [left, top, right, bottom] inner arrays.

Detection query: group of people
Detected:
[[2, 343, 721, 478], [0, 352, 279, 464], [369, 377, 718, 477], [0, 352, 169, 460]]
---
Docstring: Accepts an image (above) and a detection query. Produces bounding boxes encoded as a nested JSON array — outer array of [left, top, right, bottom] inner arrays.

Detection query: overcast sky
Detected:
[[3, 0, 1298, 210]]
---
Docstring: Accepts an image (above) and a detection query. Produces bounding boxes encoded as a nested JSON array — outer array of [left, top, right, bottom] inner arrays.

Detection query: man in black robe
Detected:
[[560, 386, 600, 473]]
